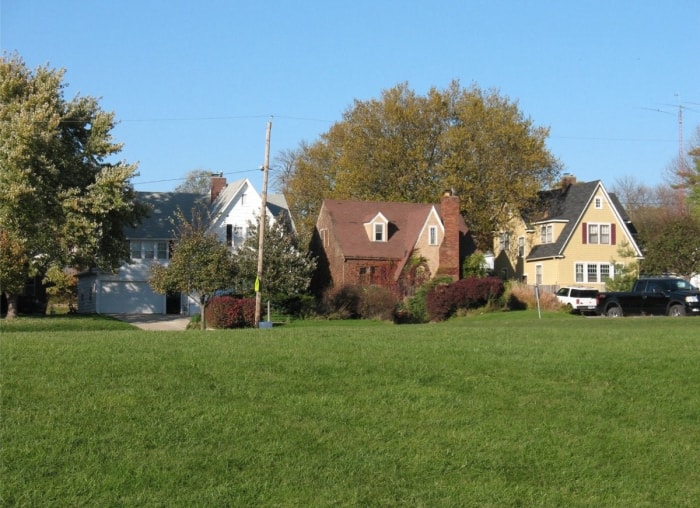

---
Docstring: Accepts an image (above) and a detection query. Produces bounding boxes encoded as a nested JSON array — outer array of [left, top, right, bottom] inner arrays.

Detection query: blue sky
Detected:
[[2, 0, 698, 194]]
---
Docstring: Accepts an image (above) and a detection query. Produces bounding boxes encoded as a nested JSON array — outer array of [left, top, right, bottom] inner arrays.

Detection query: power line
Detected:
[[131, 168, 260, 187]]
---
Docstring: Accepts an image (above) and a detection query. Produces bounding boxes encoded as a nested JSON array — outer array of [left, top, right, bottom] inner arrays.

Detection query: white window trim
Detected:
[[540, 224, 553, 244], [374, 222, 386, 242], [575, 262, 614, 283], [587, 223, 612, 245], [129, 240, 169, 261], [500, 232, 510, 252], [428, 225, 438, 246], [595, 197, 603, 209]]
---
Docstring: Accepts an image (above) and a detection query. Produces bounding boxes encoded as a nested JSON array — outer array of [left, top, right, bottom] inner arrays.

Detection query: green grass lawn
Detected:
[[2, 312, 699, 506]]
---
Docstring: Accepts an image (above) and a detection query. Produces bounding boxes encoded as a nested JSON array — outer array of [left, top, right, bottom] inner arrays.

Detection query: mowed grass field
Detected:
[[2, 312, 699, 507]]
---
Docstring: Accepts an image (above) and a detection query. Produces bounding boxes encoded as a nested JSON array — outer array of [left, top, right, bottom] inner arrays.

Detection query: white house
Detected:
[[77, 176, 291, 315]]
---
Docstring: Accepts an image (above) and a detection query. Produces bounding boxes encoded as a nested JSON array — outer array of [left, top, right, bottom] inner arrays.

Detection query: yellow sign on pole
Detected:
[[254, 277, 260, 293]]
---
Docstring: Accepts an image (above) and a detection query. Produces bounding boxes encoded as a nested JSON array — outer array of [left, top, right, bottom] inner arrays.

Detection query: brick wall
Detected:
[[438, 193, 460, 280]]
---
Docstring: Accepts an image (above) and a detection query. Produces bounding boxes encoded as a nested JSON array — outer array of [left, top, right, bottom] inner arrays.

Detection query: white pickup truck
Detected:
[[555, 286, 599, 314]]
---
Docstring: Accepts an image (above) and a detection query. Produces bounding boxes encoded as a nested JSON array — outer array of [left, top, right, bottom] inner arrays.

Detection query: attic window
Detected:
[[595, 197, 602, 209], [374, 223, 385, 242], [429, 226, 438, 246]]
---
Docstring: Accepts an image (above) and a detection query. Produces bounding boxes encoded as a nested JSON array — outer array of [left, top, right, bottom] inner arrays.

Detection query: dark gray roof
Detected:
[[126, 192, 207, 239], [527, 180, 601, 260]]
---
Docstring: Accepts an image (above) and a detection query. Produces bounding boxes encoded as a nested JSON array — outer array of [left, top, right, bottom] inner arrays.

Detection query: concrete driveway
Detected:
[[112, 314, 191, 331]]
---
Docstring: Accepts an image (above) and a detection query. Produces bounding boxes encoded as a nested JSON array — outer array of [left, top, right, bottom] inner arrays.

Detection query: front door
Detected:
[[166, 292, 180, 314]]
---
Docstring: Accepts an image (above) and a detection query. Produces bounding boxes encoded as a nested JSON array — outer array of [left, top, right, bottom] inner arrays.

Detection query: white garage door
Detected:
[[98, 281, 164, 314]]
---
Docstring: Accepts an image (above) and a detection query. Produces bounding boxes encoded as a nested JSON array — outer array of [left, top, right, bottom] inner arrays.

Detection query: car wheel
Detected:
[[668, 304, 686, 317], [606, 306, 623, 318]]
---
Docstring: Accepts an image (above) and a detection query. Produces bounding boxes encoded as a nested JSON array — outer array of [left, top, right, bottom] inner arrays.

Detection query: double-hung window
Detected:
[[130, 240, 168, 261], [374, 223, 385, 242], [540, 224, 553, 244], [575, 262, 614, 283], [587, 223, 612, 244], [500, 232, 510, 252], [588, 224, 599, 244]]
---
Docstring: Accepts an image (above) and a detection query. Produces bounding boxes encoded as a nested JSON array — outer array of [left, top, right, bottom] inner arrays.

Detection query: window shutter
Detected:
[[611, 223, 616, 245], [582, 222, 587, 244]]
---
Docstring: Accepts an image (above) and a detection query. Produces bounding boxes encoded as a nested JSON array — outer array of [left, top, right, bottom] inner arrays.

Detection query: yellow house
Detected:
[[494, 179, 643, 290]]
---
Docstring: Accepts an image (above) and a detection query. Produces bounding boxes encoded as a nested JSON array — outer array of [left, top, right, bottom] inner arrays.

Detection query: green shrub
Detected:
[[187, 313, 202, 330], [400, 276, 454, 324]]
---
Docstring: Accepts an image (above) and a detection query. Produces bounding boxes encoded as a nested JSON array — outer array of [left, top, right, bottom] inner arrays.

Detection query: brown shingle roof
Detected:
[[322, 199, 437, 260]]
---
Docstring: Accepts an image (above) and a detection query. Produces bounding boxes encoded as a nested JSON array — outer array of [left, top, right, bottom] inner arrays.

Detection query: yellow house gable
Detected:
[[494, 180, 643, 288]]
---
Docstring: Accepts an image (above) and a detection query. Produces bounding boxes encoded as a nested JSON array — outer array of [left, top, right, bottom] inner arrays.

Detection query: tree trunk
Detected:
[[5, 293, 18, 320], [200, 296, 207, 330]]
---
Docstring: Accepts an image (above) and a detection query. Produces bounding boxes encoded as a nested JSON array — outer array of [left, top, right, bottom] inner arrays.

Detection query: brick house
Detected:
[[310, 192, 474, 295]]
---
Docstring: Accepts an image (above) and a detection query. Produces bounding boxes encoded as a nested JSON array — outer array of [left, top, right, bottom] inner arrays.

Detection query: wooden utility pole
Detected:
[[255, 119, 272, 327]]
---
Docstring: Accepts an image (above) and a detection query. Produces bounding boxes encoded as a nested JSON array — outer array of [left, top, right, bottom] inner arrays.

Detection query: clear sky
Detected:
[[2, 0, 699, 194]]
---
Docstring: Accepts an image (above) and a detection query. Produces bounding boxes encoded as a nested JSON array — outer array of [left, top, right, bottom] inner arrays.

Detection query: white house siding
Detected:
[[97, 281, 163, 314], [209, 180, 265, 249]]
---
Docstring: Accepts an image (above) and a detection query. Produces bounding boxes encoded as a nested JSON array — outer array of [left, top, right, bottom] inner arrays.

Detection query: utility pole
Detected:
[[255, 118, 272, 328]]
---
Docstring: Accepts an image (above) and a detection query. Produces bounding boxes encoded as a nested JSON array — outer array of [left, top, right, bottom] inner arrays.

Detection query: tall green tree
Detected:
[[639, 212, 700, 280], [280, 81, 560, 247], [149, 210, 238, 330], [0, 54, 147, 318], [233, 215, 316, 303]]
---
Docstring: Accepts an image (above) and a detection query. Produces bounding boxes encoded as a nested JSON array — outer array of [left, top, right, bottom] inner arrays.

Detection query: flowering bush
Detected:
[[205, 296, 256, 328]]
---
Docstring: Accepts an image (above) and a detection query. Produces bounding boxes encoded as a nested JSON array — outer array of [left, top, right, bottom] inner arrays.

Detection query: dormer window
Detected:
[[366, 212, 389, 242], [540, 224, 553, 244], [374, 223, 385, 242]]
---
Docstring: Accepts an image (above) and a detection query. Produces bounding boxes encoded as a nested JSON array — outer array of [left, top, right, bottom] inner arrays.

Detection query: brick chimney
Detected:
[[559, 173, 577, 189], [439, 190, 461, 281], [210, 173, 226, 203]]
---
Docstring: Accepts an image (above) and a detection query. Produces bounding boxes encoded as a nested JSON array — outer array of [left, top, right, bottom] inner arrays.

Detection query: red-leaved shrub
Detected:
[[426, 277, 505, 321], [205, 296, 256, 328]]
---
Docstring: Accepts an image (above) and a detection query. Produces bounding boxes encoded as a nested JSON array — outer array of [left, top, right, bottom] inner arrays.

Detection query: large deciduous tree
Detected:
[[174, 168, 216, 195], [639, 212, 700, 279], [682, 127, 700, 216], [0, 54, 147, 318], [149, 210, 238, 330], [280, 81, 561, 248]]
